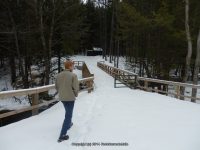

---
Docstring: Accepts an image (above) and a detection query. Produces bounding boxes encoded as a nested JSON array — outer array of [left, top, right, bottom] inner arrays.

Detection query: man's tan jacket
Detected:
[[55, 69, 79, 101]]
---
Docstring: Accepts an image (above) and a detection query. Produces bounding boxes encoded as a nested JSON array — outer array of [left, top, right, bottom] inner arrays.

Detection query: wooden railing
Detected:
[[97, 61, 138, 88], [136, 77, 200, 101], [82, 62, 94, 93], [73, 61, 84, 68], [0, 77, 94, 119], [97, 61, 200, 102], [0, 62, 94, 119], [73, 60, 94, 93]]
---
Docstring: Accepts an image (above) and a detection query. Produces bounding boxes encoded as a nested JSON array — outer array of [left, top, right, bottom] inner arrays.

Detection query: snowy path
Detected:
[[1, 56, 200, 150]]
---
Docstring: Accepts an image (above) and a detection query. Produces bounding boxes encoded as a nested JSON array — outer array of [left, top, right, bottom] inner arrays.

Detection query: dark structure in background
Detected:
[[87, 47, 103, 56]]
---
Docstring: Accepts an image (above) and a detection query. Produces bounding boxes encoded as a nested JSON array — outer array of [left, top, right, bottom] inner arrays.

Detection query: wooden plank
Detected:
[[32, 93, 39, 115], [79, 76, 94, 82], [176, 85, 180, 99], [99, 63, 138, 76], [0, 85, 55, 99]]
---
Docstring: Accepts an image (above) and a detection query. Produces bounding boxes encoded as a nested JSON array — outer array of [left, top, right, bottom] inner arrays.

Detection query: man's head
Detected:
[[64, 60, 74, 71]]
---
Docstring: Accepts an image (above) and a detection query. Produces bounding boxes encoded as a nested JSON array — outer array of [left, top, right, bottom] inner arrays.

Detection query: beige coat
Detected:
[[55, 69, 79, 101]]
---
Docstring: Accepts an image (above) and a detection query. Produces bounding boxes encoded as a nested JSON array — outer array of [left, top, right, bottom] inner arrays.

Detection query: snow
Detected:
[[0, 96, 29, 111], [0, 68, 12, 91], [0, 67, 30, 111], [31, 70, 41, 77], [1, 56, 200, 150], [73, 69, 82, 79]]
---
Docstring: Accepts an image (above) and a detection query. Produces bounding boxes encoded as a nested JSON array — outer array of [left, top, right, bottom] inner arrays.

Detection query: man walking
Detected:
[[55, 60, 79, 142]]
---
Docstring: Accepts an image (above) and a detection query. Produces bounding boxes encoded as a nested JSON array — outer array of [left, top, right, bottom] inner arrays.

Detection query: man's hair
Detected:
[[64, 60, 74, 69]]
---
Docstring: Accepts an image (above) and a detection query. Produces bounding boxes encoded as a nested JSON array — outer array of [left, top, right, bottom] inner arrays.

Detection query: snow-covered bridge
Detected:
[[0, 56, 200, 150]]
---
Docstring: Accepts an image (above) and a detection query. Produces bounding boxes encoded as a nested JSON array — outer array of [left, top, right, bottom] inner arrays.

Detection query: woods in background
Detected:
[[0, 0, 84, 87], [0, 0, 200, 93]]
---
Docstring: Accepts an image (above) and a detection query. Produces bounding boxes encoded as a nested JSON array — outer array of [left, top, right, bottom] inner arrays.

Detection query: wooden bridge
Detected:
[[97, 61, 200, 102], [0, 61, 94, 122], [1, 60, 200, 125]]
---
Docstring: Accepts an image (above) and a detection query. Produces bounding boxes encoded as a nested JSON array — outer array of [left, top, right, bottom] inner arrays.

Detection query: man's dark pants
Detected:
[[59, 101, 75, 138]]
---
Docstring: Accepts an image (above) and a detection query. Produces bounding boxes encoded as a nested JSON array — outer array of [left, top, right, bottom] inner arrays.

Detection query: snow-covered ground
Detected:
[[0, 56, 200, 150]]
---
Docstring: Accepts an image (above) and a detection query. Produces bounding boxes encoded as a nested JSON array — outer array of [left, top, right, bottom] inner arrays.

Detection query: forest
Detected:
[[0, 0, 199, 95]]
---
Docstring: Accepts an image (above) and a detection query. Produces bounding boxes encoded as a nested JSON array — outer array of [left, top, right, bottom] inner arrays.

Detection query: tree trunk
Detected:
[[24, 56, 30, 88], [116, 40, 120, 68], [9, 55, 16, 83], [103, 0, 107, 61], [39, 1, 48, 85], [191, 28, 200, 102], [43, 0, 56, 85], [109, 0, 115, 63], [8, 4, 25, 87], [58, 48, 61, 73], [45, 0, 55, 85], [143, 59, 151, 78], [180, 0, 193, 100], [0, 57, 4, 68]]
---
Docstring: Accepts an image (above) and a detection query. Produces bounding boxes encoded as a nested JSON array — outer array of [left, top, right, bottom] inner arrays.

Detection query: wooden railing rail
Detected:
[[0, 77, 94, 99], [73, 61, 84, 67], [97, 61, 200, 102], [138, 77, 200, 88]]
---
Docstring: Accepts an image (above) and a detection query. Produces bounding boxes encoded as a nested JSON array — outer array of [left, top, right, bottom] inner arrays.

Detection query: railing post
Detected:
[[114, 75, 117, 88], [87, 80, 93, 93], [144, 80, 148, 91], [111, 68, 114, 77], [154, 87, 158, 93], [176, 85, 180, 99], [0, 118, 2, 127], [32, 93, 39, 115], [134, 75, 138, 89]]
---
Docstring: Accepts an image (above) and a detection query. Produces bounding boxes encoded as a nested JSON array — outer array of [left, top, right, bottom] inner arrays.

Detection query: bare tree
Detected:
[[37, 0, 56, 85], [181, 0, 193, 100], [191, 28, 200, 102], [103, 0, 107, 61], [109, 0, 115, 63], [7, 3, 29, 87]]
